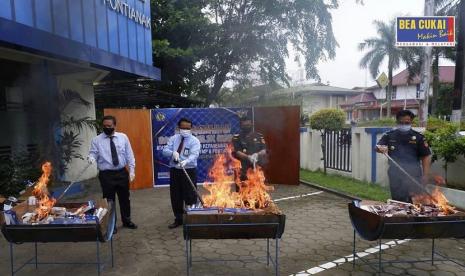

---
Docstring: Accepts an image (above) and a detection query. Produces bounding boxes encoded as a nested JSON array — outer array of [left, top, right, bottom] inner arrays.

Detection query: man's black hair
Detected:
[[396, 109, 415, 120], [102, 115, 117, 125], [178, 117, 192, 127]]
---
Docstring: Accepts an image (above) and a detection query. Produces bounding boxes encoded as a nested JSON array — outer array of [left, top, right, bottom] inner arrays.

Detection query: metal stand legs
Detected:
[[352, 230, 465, 274], [185, 237, 280, 276], [8, 238, 114, 276]]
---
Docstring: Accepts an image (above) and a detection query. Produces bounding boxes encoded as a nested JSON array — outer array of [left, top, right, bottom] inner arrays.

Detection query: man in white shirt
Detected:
[[162, 118, 201, 229], [88, 115, 137, 233]]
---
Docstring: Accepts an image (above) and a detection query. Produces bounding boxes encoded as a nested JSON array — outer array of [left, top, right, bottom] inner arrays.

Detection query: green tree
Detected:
[[151, 0, 212, 97], [310, 108, 346, 174], [358, 19, 421, 118], [153, 0, 343, 104], [199, 0, 339, 104], [430, 1, 458, 115], [425, 123, 465, 182]]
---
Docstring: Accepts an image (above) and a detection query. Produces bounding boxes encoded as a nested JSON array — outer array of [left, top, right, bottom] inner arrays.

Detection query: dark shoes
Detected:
[[123, 221, 138, 229], [168, 221, 182, 229]]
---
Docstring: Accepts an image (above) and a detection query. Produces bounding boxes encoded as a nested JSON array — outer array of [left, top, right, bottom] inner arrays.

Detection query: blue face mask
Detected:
[[397, 124, 411, 132]]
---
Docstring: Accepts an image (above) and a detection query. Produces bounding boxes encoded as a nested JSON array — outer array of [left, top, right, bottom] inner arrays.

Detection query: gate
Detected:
[[324, 128, 352, 172]]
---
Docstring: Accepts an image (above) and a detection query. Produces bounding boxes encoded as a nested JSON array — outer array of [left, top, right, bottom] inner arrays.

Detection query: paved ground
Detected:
[[1, 180, 465, 275]]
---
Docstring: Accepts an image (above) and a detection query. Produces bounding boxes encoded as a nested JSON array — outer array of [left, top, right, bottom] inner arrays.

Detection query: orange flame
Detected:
[[202, 145, 274, 210], [412, 186, 455, 215], [32, 162, 56, 221]]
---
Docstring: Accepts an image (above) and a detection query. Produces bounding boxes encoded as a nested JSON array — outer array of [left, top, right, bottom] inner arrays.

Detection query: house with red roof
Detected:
[[340, 66, 455, 122]]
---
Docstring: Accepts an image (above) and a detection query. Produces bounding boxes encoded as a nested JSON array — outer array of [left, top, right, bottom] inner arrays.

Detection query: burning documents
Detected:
[[3, 162, 108, 225], [361, 187, 459, 217]]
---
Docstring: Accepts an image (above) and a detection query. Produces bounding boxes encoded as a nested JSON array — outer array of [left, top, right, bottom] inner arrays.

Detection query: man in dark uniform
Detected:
[[376, 110, 432, 203], [231, 115, 267, 189]]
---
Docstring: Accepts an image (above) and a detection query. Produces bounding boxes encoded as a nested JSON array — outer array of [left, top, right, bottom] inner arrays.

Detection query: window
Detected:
[[416, 84, 421, 99], [391, 86, 397, 100]]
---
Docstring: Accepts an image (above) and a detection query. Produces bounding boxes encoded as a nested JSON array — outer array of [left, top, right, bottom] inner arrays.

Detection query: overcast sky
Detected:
[[287, 0, 427, 89]]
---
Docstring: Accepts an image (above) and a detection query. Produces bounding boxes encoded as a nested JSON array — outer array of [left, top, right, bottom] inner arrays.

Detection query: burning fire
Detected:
[[202, 145, 274, 210], [412, 186, 455, 215], [32, 162, 56, 221]]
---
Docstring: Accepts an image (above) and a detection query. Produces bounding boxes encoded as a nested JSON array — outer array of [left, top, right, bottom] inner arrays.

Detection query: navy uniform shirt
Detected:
[[232, 132, 266, 178], [377, 129, 431, 165]]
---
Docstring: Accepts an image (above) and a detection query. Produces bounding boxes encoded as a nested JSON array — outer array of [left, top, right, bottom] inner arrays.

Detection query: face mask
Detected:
[[103, 127, 114, 135], [241, 126, 252, 134], [397, 124, 411, 132], [180, 129, 191, 137]]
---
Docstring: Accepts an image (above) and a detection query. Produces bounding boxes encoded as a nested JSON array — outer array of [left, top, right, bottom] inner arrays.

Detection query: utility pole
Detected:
[[452, 0, 465, 122], [419, 0, 434, 127]]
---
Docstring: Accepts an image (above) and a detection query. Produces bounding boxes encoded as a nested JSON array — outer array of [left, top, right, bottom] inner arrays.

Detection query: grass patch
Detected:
[[300, 169, 391, 201]]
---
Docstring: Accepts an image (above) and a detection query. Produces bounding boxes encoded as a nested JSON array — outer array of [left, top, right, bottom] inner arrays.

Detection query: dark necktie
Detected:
[[109, 136, 119, 166], [177, 137, 184, 154]]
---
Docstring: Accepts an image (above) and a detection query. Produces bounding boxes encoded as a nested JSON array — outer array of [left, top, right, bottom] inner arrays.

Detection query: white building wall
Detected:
[[56, 71, 104, 182], [371, 84, 434, 100], [302, 95, 347, 115], [299, 127, 465, 188]]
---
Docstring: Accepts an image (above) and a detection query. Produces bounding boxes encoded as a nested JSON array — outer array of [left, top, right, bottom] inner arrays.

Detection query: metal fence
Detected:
[[324, 129, 352, 172]]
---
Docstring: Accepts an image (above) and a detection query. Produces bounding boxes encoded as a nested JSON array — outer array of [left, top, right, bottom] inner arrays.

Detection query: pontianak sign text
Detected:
[[103, 0, 151, 29]]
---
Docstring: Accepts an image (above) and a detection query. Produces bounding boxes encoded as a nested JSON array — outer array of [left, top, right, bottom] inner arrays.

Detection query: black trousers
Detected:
[[170, 168, 197, 222], [98, 168, 131, 224]]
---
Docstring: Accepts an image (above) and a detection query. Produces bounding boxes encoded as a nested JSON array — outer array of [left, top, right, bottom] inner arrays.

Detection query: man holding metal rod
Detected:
[[376, 110, 432, 203], [88, 115, 137, 233], [231, 114, 267, 189], [163, 118, 201, 229]]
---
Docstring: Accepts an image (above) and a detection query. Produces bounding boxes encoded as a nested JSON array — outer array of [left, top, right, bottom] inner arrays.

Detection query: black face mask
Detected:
[[103, 128, 114, 135], [241, 126, 252, 134]]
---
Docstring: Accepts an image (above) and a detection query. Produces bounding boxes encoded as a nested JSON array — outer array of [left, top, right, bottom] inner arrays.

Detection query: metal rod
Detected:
[[10, 243, 14, 276], [353, 230, 356, 268], [382, 153, 429, 194], [275, 238, 279, 276], [186, 235, 190, 276], [189, 239, 192, 267], [180, 166, 205, 206], [267, 238, 270, 266], [35, 242, 38, 269], [96, 239, 100, 276], [432, 238, 435, 265], [56, 163, 92, 202], [378, 239, 382, 275], [110, 238, 114, 268]]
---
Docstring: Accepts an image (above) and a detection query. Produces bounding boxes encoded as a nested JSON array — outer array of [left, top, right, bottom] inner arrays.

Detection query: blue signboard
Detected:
[[0, 0, 160, 79], [152, 108, 252, 186], [396, 16, 455, 47]]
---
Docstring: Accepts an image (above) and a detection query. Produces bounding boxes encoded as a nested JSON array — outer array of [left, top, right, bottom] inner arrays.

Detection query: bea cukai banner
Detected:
[[396, 16, 455, 47]]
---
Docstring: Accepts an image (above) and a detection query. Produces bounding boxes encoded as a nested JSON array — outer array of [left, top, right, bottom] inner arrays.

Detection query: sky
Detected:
[[287, 0, 428, 89]]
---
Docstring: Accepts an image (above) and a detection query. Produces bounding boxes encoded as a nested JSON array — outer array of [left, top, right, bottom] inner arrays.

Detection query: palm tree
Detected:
[[359, 19, 421, 118], [431, 1, 459, 115]]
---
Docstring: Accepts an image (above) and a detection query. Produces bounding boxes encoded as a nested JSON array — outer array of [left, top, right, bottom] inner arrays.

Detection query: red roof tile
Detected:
[[368, 66, 455, 89]]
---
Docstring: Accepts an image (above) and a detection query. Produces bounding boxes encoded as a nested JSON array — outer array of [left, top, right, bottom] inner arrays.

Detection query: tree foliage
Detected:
[[152, 0, 212, 96], [309, 108, 345, 131], [153, 0, 340, 103], [425, 122, 465, 180]]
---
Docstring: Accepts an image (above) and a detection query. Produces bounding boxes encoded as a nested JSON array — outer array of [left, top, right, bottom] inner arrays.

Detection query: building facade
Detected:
[[340, 66, 454, 122], [0, 0, 160, 181]]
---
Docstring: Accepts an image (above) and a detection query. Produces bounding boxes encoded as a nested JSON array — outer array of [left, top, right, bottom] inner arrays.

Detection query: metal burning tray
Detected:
[[183, 210, 285, 240], [349, 201, 465, 241], [183, 208, 285, 276], [1, 200, 115, 243]]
